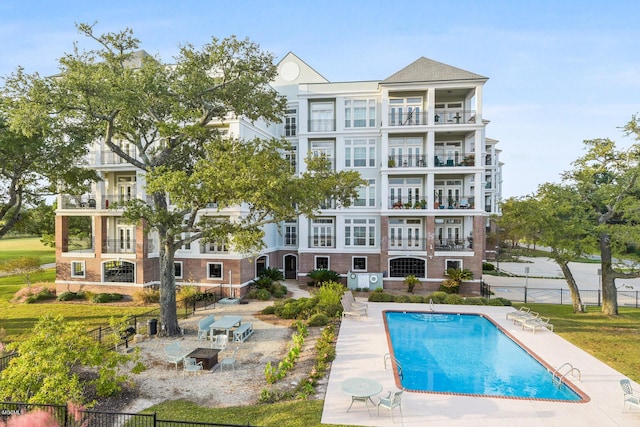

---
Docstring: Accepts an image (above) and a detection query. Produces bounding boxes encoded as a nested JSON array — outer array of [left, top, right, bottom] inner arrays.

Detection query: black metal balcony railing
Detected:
[[388, 196, 475, 210], [389, 199, 428, 209], [433, 110, 476, 125], [60, 194, 97, 210], [388, 111, 427, 127], [308, 119, 335, 132], [62, 237, 94, 252], [103, 239, 136, 254], [387, 155, 427, 168], [434, 154, 475, 167], [434, 238, 473, 251], [308, 236, 335, 248]]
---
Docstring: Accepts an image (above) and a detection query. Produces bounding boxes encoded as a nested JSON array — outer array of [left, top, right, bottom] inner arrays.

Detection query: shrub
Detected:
[[253, 276, 273, 290], [259, 267, 284, 281], [490, 297, 512, 306], [307, 269, 341, 287], [308, 313, 329, 327], [368, 291, 395, 302], [315, 281, 344, 314], [482, 262, 495, 271], [409, 295, 424, 303], [261, 305, 276, 315], [394, 295, 411, 303], [444, 294, 464, 305], [133, 288, 160, 304], [255, 289, 272, 301], [427, 291, 449, 304], [91, 293, 123, 303], [24, 287, 55, 304], [56, 291, 85, 302], [403, 275, 420, 293], [177, 285, 201, 308]]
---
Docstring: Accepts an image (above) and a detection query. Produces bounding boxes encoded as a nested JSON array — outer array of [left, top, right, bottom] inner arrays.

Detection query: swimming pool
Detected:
[[384, 311, 588, 401]]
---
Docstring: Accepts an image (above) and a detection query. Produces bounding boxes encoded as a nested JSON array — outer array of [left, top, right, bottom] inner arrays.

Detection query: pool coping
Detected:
[[382, 309, 589, 403], [321, 302, 640, 427]]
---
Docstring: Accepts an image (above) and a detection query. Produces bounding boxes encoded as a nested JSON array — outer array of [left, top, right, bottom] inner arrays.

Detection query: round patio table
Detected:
[[341, 377, 383, 413]]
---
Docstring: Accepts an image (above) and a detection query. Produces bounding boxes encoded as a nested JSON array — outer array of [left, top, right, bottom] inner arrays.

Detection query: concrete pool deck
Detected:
[[321, 302, 640, 426]]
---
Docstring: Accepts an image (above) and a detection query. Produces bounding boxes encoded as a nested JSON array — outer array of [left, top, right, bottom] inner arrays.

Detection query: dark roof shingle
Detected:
[[383, 57, 487, 83]]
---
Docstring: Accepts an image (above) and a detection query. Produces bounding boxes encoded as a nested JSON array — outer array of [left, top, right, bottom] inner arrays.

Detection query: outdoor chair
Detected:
[[506, 306, 530, 321], [341, 297, 367, 320], [183, 357, 204, 376], [620, 379, 640, 412], [210, 334, 228, 350], [377, 390, 403, 422], [522, 316, 554, 333], [220, 347, 240, 371]]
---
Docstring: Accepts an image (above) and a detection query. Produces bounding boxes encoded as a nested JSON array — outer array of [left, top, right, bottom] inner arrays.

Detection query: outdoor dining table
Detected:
[[209, 315, 242, 338], [341, 377, 383, 413]]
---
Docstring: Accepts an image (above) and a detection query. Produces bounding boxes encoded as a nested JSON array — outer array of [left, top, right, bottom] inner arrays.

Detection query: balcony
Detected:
[[387, 155, 427, 168], [433, 110, 476, 125], [99, 149, 138, 165], [389, 198, 427, 210], [61, 237, 94, 253], [388, 237, 425, 250], [388, 111, 427, 127], [434, 196, 475, 210], [200, 242, 229, 254], [434, 238, 473, 252], [308, 236, 335, 249], [308, 119, 335, 132], [434, 154, 475, 167], [103, 239, 136, 254], [60, 194, 97, 210]]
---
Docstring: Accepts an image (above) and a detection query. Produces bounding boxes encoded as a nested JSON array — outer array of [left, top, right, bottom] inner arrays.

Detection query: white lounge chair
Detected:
[[620, 379, 640, 412], [506, 306, 530, 321], [341, 297, 367, 320], [512, 310, 539, 326], [522, 316, 554, 333], [377, 390, 403, 422], [183, 357, 204, 375], [344, 291, 368, 313], [220, 347, 240, 371], [210, 334, 228, 350]]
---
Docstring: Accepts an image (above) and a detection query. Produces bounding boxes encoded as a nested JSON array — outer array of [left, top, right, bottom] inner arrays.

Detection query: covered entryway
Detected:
[[256, 256, 267, 277]]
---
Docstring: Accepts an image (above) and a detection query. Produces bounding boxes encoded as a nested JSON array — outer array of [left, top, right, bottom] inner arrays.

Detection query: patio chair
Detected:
[[341, 297, 367, 320], [344, 291, 368, 312], [506, 306, 530, 321], [183, 357, 204, 376], [164, 342, 188, 370], [522, 316, 554, 333], [620, 379, 640, 412], [512, 310, 539, 326], [220, 347, 240, 371], [377, 390, 403, 422], [210, 334, 228, 350]]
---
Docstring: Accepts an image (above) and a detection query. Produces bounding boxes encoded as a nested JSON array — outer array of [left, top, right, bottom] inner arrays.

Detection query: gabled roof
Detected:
[[383, 57, 487, 84]]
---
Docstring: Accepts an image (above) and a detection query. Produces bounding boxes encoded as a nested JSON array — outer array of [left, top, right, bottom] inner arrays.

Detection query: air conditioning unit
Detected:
[[346, 272, 383, 290]]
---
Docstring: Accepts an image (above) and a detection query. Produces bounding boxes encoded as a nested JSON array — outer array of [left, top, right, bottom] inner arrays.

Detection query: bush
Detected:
[[91, 293, 123, 303], [255, 289, 272, 301], [490, 297, 512, 306], [259, 267, 284, 281], [261, 305, 276, 315], [133, 288, 160, 304], [307, 313, 329, 327], [409, 295, 424, 303], [368, 291, 396, 302], [24, 287, 55, 304], [253, 276, 273, 290], [56, 291, 85, 302], [444, 294, 464, 305], [394, 295, 411, 303], [307, 269, 341, 287], [177, 285, 201, 308], [403, 275, 420, 293], [482, 262, 495, 271], [427, 291, 449, 304]]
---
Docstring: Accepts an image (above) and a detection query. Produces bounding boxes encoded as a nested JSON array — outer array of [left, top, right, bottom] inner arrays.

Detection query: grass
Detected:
[[0, 237, 55, 264]]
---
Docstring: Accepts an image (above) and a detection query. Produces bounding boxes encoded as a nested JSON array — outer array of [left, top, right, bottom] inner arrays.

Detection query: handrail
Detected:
[[383, 353, 404, 380], [552, 362, 581, 387]]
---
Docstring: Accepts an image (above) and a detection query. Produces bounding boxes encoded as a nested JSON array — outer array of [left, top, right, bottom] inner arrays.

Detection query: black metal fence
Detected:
[[487, 284, 640, 308], [0, 401, 259, 427]]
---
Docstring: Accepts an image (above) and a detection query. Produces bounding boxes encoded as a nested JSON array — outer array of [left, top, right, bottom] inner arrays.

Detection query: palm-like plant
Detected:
[[440, 268, 473, 294]]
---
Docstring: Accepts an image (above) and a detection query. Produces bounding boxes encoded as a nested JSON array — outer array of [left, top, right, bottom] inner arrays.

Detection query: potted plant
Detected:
[[388, 158, 396, 168], [419, 199, 427, 209]]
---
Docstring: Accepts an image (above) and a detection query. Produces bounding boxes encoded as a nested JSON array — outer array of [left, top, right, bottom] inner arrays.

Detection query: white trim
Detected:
[[206, 262, 223, 280], [71, 261, 86, 278]]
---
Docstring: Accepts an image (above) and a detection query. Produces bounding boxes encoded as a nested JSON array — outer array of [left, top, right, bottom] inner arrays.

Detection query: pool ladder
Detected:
[[552, 362, 581, 387], [383, 353, 404, 380]]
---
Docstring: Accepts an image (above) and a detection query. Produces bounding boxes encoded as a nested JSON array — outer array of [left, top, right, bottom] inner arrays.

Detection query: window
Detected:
[[389, 137, 423, 167], [345, 99, 376, 128], [434, 102, 463, 123], [311, 140, 335, 170], [284, 221, 297, 246], [174, 261, 183, 279], [435, 218, 463, 248], [285, 109, 297, 137], [315, 256, 329, 270], [434, 180, 463, 208], [389, 178, 422, 208], [345, 139, 376, 168], [311, 218, 334, 248], [389, 257, 425, 278], [434, 142, 462, 166], [71, 261, 85, 278], [352, 257, 367, 271], [103, 260, 135, 283], [354, 179, 376, 207], [446, 259, 462, 272], [309, 101, 335, 132], [285, 146, 297, 169], [389, 219, 422, 249], [207, 262, 223, 279], [389, 97, 422, 126], [345, 218, 376, 247]]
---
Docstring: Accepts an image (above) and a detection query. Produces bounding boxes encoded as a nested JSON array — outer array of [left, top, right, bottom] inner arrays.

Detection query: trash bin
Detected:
[[147, 319, 158, 335]]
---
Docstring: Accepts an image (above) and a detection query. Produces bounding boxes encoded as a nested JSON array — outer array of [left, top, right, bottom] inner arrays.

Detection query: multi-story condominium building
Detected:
[[54, 53, 501, 297]]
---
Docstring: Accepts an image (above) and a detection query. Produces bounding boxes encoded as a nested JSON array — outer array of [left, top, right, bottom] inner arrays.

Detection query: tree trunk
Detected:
[[155, 193, 181, 336], [557, 260, 584, 313], [599, 232, 619, 316]]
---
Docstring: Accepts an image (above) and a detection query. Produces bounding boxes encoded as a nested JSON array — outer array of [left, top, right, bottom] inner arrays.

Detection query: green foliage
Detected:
[[255, 289, 272, 301], [428, 291, 450, 303], [0, 256, 42, 287], [0, 314, 140, 405], [133, 288, 160, 304], [314, 281, 344, 317], [259, 267, 284, 281], [307, 269, 341, 287], [264, 322, 307, 385], [440, 268, 473, 293], [56, 291, 86, 302], [483, 262, 495, 271], [444, 294, 464, 304], [403, 274, 420, 293], [368, 291, 396, 302], [307, 313, 329, 327], [177, 286, 201, 308], [23, 286, 55, 304], [91, 293, 123, 303]]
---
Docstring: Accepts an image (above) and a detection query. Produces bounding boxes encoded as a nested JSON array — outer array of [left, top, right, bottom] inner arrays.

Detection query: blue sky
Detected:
[[2, 0, 639, 197]]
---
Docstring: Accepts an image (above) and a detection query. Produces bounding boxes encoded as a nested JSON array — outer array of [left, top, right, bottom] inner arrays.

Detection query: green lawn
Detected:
[[0, 237, 55, 264]]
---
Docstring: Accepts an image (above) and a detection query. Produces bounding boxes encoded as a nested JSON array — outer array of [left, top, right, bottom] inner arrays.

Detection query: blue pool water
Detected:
[[385, 311, 585, 401]]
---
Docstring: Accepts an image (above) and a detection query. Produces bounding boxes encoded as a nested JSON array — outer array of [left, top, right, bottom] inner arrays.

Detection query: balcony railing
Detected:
[[433, 110, 476, 125], [61, 237, 94, 252], [308, 119, 335, 132], [434, 196, 475, 210], [434, 154, 475, 167], [387, 155, 427, 168], [434, 238, 473, 251], [200, 242, 229, 254], [389, 199, 428, 209], [388, 111, 427, 127], [60, 194, 97, 210], [308, 236, 335, 248], [103, 239, 136, 254], [100, 149, 138, 165], [388, 237, 425, 250]]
